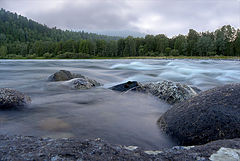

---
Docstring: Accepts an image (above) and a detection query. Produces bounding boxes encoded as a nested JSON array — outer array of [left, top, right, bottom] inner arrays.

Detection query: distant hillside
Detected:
[[0, 8, 239, 59], [0, 8, 120, 44]]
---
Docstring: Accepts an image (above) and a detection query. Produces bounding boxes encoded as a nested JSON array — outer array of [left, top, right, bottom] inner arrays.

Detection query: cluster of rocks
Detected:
[[0, 70, 102, 110], [1, 70, 200, 110], [110, 80, 201, 104], [48, 70, 102, 89], [110, 81, 240, 149], [1, 135, 240, 161]]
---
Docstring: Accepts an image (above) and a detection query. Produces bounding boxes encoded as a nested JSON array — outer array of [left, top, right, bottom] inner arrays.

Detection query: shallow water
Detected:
[[0, 59, 240, 149]]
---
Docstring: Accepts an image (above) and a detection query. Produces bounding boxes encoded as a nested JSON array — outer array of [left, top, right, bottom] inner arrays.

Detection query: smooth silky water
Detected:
[[0, 59, 240, 149]]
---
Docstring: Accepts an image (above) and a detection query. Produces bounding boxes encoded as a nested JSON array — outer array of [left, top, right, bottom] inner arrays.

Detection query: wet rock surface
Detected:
[[1, 135, 240, 161], [110, 80, 200, 105], [48, 70, 84, 81], [158, 83, 240, 146], [141, 80, 200, 105], [109, 81, 141, 92], [48, 70, 102, 89], [63, 78, 101, 89], [0, 88, 31, 110]]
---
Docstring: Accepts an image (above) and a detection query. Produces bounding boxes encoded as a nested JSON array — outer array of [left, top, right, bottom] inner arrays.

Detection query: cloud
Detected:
[[127, 0, 240, 36], [29, 0, 139, 31], [0, 0, 239, 37]]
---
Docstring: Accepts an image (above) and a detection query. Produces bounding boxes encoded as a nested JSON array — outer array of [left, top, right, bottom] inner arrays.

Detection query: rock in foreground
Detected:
[[0, 88, 31, 110], [110, 80, 200, 105], [158, 83, 240, 146], [1, 135, 240, 161], [48, 70, 102, 89]]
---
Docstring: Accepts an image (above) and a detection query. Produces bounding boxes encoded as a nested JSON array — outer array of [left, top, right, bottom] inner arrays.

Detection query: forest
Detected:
[[0, 8, 239, 59]]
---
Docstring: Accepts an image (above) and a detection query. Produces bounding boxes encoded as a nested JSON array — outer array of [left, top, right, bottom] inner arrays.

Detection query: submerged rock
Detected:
[[0, 88, 31, 110], [39, 118, 71, 132], [158, 83, 240, 146], [1, 135, 240, 160], [48, 70, 102, 89], [110, 80, 200, 105]]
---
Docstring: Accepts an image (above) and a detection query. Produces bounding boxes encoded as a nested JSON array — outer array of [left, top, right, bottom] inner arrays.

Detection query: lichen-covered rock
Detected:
[[48, 70, 85, 81], [48, 70, 102, 89], [63, 78, 101, 90], [0, 88, 31, 110], [141, 80, 200, 104], [158, 83, 240, 146], [110, 80, 200, 105]]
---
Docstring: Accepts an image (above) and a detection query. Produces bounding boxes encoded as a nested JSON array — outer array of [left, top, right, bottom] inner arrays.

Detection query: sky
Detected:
[[1, 0, 239, 37]]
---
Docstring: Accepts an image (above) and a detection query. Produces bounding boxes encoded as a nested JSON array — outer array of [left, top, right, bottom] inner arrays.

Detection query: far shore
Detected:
[[0, 56, 240, 60]]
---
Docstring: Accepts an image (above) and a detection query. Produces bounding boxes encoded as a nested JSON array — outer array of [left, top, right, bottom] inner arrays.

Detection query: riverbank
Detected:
[[1, 135, 240, 161], [0, 56, 240, 60]]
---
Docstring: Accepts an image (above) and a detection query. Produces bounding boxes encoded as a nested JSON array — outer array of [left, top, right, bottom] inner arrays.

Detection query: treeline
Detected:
[[0, 8, 239, 59]]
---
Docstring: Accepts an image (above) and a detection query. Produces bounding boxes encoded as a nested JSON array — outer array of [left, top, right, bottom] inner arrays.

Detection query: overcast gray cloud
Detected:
[[0, 0, 239, 37]]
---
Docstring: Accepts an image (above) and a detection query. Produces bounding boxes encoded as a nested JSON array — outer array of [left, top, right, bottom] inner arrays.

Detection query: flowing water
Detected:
[[0, 59, 240, 150]]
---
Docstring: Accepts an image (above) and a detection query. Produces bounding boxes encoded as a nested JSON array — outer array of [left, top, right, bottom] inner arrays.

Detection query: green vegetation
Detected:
[[0, 8, 240, 59]]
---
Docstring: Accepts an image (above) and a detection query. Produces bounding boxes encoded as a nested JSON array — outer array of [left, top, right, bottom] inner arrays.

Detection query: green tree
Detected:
[[197, 33, 215, 56], [170, 49, 179, 56], [215, 29, 226, 56], [79, 40, 90, 54], [187, 29, 199, 56], [0, 45, 7, 58], [123, 36, 136, 57], [117, 39, 125, 57], [155, 34, 169, 54], [234, 30, 240, 57], [96, 39, 107, 56], [144, 35, 156, 53], [165, 47, 171, 56], [174, 35, 187, 55]]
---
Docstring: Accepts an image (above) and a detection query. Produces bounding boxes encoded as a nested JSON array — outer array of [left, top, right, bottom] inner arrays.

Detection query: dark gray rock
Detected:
[[110, 80, 201, 105], [158, 83, 240, 146], [109, 81, 141, 92], [0, 88, 31, 110], [1, 135, 240, 161], [48, 70, 102, 89], [48, 70, 85, 81]]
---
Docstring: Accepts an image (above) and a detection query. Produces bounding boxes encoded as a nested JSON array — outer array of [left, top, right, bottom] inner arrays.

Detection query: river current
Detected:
[[0, 59, 239, 149]]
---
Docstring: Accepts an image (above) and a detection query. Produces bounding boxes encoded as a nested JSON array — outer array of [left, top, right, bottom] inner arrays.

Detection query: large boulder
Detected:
[[0, 88, 31, 110], [110, 80, 200, 105], [48, 70, 102, 89], [158, 83, 240, 146]]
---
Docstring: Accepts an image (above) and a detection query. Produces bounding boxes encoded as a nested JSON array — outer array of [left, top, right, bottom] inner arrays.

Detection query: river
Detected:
[[0, 59, 240, 150]]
